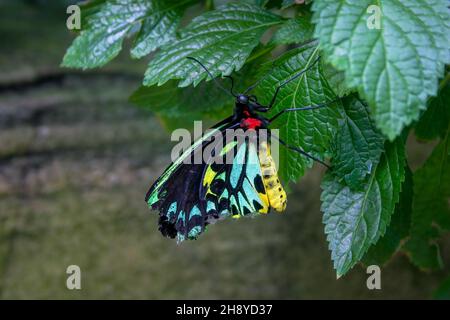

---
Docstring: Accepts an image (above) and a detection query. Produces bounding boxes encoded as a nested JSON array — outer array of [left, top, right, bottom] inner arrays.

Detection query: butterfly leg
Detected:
[[271, 135, 330, 169]]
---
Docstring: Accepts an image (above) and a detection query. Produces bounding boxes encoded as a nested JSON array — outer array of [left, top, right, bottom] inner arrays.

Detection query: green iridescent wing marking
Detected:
[[146, 122, 227, 207], [200, 138, 270, 218], [146, 119, 270, 242], [145, 117, 236, 242]]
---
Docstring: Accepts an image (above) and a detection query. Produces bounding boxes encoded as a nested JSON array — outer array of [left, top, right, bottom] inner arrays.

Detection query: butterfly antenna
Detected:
[[186, 57, 236, 97], [223, 75, 237, 96], [243, 64, 275, 95], [244, 55, 321, 96]]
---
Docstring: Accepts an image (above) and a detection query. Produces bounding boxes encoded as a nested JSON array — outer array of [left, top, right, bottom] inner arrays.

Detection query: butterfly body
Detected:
[[258, 141, 287, 212]]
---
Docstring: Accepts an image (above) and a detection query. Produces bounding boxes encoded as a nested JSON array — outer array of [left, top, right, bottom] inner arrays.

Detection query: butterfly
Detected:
[[146, 57, 332, 242]]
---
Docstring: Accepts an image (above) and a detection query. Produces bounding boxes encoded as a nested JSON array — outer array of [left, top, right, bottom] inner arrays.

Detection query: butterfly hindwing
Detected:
[[200, 135, 270, 219], [146, 121, 284, 242], [146, 118, 235, 241]]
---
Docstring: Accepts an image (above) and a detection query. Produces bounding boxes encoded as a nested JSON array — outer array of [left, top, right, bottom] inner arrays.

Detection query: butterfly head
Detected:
[[235, 94, 255, 116], [235, 94, 267, 113], [234, 94, 269, 129], [237, 94, 249, 105]]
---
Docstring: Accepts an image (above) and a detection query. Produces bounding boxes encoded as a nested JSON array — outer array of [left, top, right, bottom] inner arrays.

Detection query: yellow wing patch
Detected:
[[203, 165, 216, 188], [257, 188, 270, 214]]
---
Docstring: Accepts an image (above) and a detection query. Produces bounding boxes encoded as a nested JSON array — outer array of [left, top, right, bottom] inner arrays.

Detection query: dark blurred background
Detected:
[[0, 0, 449, 299]]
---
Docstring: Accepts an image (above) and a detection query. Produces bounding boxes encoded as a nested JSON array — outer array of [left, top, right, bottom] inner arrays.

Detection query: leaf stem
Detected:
[[439, 72, 450, 91], [246, 45, 275, 64], [205, 0, 214, 11]]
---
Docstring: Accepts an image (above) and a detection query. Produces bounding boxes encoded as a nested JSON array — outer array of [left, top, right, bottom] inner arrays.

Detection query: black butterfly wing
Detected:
[[146, 117, 238, 242]]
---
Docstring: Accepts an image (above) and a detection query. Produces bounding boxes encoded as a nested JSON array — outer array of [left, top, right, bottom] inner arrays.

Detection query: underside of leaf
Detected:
[[143, 3, 282, 87], [331, 95, 385, 190], [312, 0, 450, 140], [321, 138, 406, 276], [62, 0, 193, 68]]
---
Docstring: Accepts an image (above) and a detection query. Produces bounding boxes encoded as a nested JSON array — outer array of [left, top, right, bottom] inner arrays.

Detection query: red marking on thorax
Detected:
[[240, 117, 262, 129]]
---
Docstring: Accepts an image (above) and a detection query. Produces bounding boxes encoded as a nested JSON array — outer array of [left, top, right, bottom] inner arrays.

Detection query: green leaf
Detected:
[[131, 50, 267, 115], [363, 166, 413, 266], [130, 1, 191, 59], [322, 62, 354, 97], [130, 79, 233, 131], [415, 79, 450, 140], [130, 79, 230, 117], [131, 44, 272, 131], [243, 0, 269, 7], [143, 3, 282, 87], [244, 0, 283, 9], [434, 276, 450, 300], [271, 14, 314, 45], [155, 107, 233, 132], [255, 43, 341, 182], [312, 0, 450, 140], [62, 0, 193, 68], [331, 95, 385, 190], [405, 236, 443, 270], [79, 0, 108, 28], [281, 0, 312, 8], [281, 0, 296, 8], [321, 138, 406, 277], [404, 133, 450, 270]]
